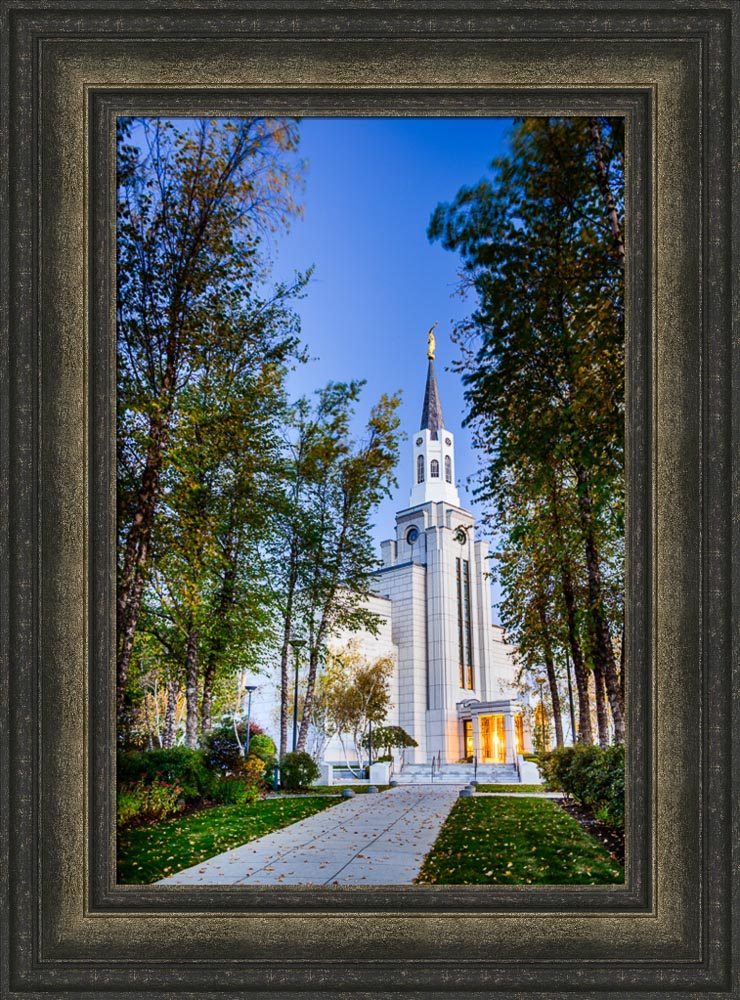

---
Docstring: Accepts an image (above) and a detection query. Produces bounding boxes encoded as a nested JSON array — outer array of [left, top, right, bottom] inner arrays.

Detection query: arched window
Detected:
[[417, 454, 425, 483], [430, 459, 440, 478], [445, 455, 452, 483]]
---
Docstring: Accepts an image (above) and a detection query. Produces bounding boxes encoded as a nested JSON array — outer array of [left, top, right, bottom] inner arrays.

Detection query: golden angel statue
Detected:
[[427, 322, 438, 360]]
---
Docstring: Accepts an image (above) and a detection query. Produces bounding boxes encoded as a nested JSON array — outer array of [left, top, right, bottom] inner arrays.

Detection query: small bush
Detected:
[[117, 747, 217, 804], [248, 733, 277, 773], [117, 778, 182, 828], [540, 744, 624, 832], [241, 755, 267, 806], [279, 751, 320, 790], [208, 777, 248, 805], [203, 722, 264, 776]]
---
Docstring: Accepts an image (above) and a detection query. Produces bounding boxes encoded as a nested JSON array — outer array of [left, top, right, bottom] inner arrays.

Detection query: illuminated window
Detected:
[[515, 714, 525, 755], [417, 454, 424, 483], [534, 703, 551, 752], [463, 719, 474, 759], [430, 459, 440, 478], [456, 557, 474, 689], [445, 454, 452, 482]]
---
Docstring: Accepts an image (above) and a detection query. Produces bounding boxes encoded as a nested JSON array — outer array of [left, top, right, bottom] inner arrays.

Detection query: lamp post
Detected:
[[535, 675, 547, 753], [289, 640, 306, 753], [242, 680, 257, 756]]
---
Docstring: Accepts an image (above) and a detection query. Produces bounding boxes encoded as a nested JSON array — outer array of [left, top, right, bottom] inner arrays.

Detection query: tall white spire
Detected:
[[409, 334, 461, 508]]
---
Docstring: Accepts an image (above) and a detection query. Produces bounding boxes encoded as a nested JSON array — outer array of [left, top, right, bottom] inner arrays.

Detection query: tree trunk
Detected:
[[297, 492, 351, 753], [560, 565, 593, 745], [200, 541, 238, 737], [575, 465, 625, 743], [538, 604, 564, 747], [296, 602, 320, 753], [549, 479, 593, 744], [297, 637, 323, 754], [592, 658, 610, 749], [278, 535, 300, 759], [162, 680, 178, 748], [116, 412, 170, 718], [587, 116, 625, 268], [184, 625, 200, 748]]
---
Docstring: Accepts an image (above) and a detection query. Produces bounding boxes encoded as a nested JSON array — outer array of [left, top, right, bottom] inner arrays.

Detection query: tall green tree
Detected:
[[294, 388, 401, 752], [116, 117, 304, 721], [429, 116, 625, 743], [259, 383, 401, 757]]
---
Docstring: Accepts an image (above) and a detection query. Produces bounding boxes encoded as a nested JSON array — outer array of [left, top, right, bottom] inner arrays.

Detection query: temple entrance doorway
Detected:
[[479, 714, 506, 763]]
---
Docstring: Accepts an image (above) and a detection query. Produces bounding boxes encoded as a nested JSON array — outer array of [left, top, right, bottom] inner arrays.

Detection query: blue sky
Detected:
[[270, 117, 515, 612]]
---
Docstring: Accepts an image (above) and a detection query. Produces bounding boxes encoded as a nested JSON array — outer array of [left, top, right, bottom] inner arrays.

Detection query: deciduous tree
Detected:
[[429, 117, 625, 743]]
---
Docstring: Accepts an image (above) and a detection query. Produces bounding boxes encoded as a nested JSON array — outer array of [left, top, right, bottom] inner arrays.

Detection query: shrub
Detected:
[[241, 755, 267, 805], [248, 733, 277, 773], [279, 751, 320, 790], [203, 722, 264, 776], [117, 747, 217, 804], [540, 744, 625, 832], [117, 778, 182, 828]]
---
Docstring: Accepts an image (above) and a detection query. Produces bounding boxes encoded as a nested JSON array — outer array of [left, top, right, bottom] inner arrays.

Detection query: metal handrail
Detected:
[[473, 754, 478, 782]]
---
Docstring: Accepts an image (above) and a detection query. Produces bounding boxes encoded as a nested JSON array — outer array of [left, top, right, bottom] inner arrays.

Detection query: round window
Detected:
[[406, 527, 420, 545]]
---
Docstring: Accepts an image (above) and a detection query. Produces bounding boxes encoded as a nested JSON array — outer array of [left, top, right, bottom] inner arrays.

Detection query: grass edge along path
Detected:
[[118, 796, 340, 885], [473, 783, 547, 794], [415, 796, 623, 885]]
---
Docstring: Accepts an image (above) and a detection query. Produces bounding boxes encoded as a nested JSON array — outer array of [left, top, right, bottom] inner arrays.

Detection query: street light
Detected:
[[535, 675, 547, 753], [242, 680, 257, 756], [289, 640, 306, 753]]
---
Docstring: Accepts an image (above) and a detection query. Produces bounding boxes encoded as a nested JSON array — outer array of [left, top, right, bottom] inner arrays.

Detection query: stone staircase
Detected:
[[394, 762, 520, 785]]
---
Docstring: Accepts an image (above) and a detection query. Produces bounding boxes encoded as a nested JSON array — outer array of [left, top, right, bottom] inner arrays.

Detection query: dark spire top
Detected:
[[420, 358, 444, 440]]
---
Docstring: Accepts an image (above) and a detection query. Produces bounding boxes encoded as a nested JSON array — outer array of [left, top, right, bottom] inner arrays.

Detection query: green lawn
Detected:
[[118, 796, 339, 885], [415, 796, 623, 885], [474, 783, 547, 794]]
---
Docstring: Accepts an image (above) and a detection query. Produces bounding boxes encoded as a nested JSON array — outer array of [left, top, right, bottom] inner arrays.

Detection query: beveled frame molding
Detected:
[[1, 3, 736, 997]]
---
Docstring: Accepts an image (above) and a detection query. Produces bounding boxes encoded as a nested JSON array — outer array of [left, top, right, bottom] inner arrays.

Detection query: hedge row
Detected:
[[117, 733, 318, 828], [539, 744, 624, 832]]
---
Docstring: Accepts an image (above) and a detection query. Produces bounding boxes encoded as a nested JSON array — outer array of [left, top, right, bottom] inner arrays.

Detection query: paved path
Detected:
[[158, 785, 461, 886]]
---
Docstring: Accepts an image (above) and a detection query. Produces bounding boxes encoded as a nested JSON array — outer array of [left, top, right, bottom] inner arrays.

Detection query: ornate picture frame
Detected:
[[1, 2, 737, 996]]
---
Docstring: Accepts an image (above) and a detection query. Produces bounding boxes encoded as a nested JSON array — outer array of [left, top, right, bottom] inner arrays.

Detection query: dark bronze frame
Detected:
[[1, 2, 737, 996]]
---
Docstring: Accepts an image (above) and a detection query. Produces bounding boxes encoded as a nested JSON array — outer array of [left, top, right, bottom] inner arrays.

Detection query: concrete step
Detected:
[[396, 763, 520, 785]]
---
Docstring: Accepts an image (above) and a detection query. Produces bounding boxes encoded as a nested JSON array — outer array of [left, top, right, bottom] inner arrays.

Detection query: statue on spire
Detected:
[[427, 322, 438, 360]]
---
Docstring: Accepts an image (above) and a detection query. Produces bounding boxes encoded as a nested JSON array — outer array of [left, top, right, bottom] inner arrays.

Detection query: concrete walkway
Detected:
[[158, 785, 461, 886]]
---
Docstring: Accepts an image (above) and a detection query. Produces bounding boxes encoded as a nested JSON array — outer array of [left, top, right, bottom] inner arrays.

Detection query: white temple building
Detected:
[[324, 336, 534, 774]]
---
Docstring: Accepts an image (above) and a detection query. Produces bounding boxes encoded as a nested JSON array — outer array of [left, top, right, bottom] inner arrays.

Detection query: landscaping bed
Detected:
[[415, 796, 623, 885], [118, 796, 339, 884], [265, 784, 391, 797], [558, 799, 624, 866]]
